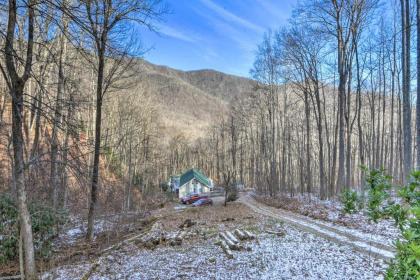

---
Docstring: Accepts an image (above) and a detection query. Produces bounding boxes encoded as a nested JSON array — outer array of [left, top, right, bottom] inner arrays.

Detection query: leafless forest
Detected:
[[0, 0, 419, 279]]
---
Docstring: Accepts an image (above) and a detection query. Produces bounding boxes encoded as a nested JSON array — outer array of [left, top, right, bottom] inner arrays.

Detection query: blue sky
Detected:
[[136, 0, 296, 78]]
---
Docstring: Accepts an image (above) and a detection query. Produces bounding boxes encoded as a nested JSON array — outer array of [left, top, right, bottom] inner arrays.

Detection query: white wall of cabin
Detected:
[[179, 180, 210, 198]]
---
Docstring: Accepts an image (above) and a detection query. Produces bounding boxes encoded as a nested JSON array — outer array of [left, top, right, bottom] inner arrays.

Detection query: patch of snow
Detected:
[[43, 224, 387, 280], [54, 216, 121, 246], [242, 196, 395, 260], [174, 205, 188, 211], [253, 193, 400, 246]]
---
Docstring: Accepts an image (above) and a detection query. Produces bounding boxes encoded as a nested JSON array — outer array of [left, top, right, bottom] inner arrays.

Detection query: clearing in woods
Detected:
[[43, 195, 388, 280]]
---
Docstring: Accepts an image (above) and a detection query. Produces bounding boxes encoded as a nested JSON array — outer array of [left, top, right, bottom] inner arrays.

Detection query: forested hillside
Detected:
[[0, 55, 255, 209], [132, 60, 256, 140]]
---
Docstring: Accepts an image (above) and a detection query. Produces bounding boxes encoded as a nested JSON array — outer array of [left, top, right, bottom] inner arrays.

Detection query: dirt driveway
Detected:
[[239, 193, 395, 260]]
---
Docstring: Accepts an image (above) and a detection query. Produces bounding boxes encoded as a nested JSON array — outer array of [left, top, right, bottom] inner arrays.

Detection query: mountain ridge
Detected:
[[133, 59, 257, 141]]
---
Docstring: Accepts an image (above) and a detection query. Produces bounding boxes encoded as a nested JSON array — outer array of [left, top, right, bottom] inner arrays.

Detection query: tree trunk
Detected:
[[86, 48, 105, 242], [12, 85, 37, 279], [304, 90, 312, 194], [355, 44, 365, 194], [314, 83, 326, 200], [402, 0, 412, 181], [51, 17, 68, 209], [337, 39, 346, 194], [61, 89, 74, 210], [4, 0, 37, 277], [417, 0, 420, 169]]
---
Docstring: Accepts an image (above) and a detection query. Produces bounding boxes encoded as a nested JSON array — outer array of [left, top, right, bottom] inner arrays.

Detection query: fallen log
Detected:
[[176, 230, 187, 241], [0, 275, 21, 280], [101, 219, 159, 253], [169, 230, 186, 246], [243, 230, 256, 240], [179, 219, 196, 229], [233, 229, 247, 240], [265, 230, 286, 237], [170, 238, 182, 246], [219, 239, 234, 259], [219, 232, 240, 250], [225, 231, 239, 244]]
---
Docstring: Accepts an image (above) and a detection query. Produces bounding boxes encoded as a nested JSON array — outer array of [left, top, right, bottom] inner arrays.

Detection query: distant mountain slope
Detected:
[[134, 60, 256, 141], [182, 69, 256, 102]]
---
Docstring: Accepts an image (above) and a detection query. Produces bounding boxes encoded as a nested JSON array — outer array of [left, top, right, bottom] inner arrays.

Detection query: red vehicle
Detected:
[[180, 193, 199, 204]]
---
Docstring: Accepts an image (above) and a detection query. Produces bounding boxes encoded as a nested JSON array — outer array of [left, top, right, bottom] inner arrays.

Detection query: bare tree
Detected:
[[1, 0, 37, 277], [401, 0, 412, 180], [279, 25, 326, 198], [417, 0, 420, 170], [64, 0, 166, 241], [250, 31, 281, 196], [51, 0, 69, 209]]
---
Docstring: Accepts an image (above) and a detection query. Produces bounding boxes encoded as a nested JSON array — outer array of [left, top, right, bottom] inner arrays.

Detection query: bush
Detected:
[[385, 171, 420, 279], [386, 202, 408, 231], [360, 168, 419, 278], [224, 184, 238, 204], [227, 187, 238, 202], [386, 205, 420, 279], [340, 189, 358, 214], [364, 168, 391, 222], [0, 195, 18, 263], [0, 194, 68, 264]]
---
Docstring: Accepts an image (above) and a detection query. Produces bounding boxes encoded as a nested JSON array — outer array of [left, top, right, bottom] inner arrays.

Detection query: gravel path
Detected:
[[239, 194, 395, 260]]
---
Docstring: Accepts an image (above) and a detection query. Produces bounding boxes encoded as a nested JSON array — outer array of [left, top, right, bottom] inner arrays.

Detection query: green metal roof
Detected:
[[179, 169, 211, 187]]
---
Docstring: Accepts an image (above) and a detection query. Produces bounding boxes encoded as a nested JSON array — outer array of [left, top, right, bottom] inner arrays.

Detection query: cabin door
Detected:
[[193, 181, 197, 193]]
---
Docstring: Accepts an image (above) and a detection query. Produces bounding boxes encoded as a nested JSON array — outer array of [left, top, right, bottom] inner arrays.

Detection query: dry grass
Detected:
[[254, 195, 330, 221], [159, 201, 257, 233]]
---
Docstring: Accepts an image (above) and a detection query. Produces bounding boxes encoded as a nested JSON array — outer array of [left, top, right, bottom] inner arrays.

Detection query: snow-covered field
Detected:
[[43, 210, 388, 280]]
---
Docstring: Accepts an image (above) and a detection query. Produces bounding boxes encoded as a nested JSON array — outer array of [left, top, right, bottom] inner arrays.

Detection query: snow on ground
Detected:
[[329, 213, 399, 247], [55, 217, 116, 246], [43, 221, 387, 280], [254, 193, 400, 246], [242, 195, 395, 261], [40, 197, 394, 280], [55, 210, 156, 247]]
